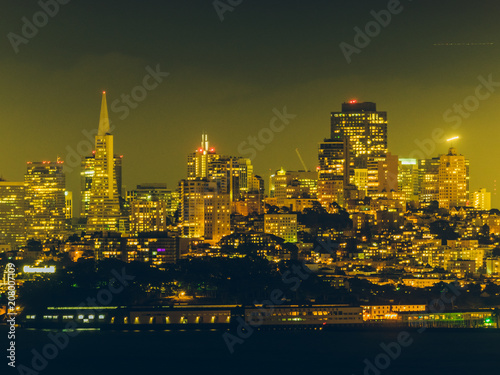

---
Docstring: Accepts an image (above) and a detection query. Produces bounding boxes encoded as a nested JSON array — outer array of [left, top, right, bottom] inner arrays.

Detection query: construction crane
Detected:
[[295, 148, 309, 172]]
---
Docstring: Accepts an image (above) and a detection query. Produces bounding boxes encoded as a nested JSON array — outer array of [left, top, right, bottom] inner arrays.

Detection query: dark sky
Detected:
[[1, 0, 500, 211]]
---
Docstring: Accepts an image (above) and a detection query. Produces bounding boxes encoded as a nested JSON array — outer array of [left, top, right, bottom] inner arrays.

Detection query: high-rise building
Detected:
[[87, 92, 121, 232], [270, 169, 318, 206], [128, 184, 179, 218], [398, 158, 419, 201], [318, 137, 351, 184], [25, 161, 66, 240], [374, 152, 399, 195], [128, 183, 179, 234], [81, 154, 122, 218], [418, 157, 440, 205], [0, 181, 26, 248], [438, 147, 469, 209], [187, 133, 216, 179], [130, 199, 168, 234], [471, 188, 491, 210], [179, 179, 231, 244], [330, 101, 388, 168], [65, 191, 73, 219], [188, 134, 256, 203]]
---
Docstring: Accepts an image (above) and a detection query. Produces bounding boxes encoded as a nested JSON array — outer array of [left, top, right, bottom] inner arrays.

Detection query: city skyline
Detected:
[[1, 98, 495, 217], [2, 2, 500, 374], [1, 0, 500, 208]]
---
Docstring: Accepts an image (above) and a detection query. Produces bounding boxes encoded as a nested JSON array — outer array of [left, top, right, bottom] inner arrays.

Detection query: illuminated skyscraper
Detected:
[[418, 157, 440, 205], [318, 137, 351, 183], [179, 179, 230, 243], [438, 147, 469, 209], [87, 92, 121, 232], [25, 161, 66, 240], [81, 154, 122, 218], [187, 134, 257, 202], [317, 136, 350, 208], [398, 158, 419, 201], [0, 181, 26, 248], [187, 133, 215, 179], [330, 101, 388, 167], [128, 183, 179, 234]]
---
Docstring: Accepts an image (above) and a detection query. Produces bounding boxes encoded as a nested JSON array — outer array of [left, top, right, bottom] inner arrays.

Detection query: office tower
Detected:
[[187, 133, 215, 179], [0, 181, 26, 249], [418, 157, 440, 205], [316, 135, 351, 208], [130, 199, 168, 234], [250, 174, 265, 195], [398, 158, 419, 201], [128, 183, 179, 234], [81, 154, 122, 218], [318, 137, 351, 184], [264, 214, 298, 243], [179, 180, 231, 244], [373, 152, 399, 195], [330, 101, 388, 167], [203, 190, 232, 244], [129, 184, 179, 218], [438, 147, 469, 209], [25, 161, 66, 240], [270, 169, 318, 206], [65, 191, 73, 219], [471, 188, 491, 210], [188, 134, 256, 202], [87, 92, 121, 232]]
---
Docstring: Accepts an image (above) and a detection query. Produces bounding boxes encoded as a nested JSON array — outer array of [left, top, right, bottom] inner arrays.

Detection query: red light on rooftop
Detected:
[[198, 148, 203, 153], [209, 148, 215, 152], [349, 99, 358, 104]]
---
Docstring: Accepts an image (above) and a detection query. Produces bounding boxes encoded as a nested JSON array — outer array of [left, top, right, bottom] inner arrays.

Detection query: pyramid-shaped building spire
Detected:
[[98, 91, 110, 136]]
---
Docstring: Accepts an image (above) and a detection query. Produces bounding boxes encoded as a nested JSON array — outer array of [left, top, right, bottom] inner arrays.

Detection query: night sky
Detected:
[[1, 0, 499, 212]]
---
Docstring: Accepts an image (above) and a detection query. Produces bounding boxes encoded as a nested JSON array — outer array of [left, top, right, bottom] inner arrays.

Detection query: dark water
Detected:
[[2, 327, 499, 375]]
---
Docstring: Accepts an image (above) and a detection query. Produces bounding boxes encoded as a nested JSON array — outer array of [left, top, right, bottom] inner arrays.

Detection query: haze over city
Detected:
[[1, 0, 500, 208]]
